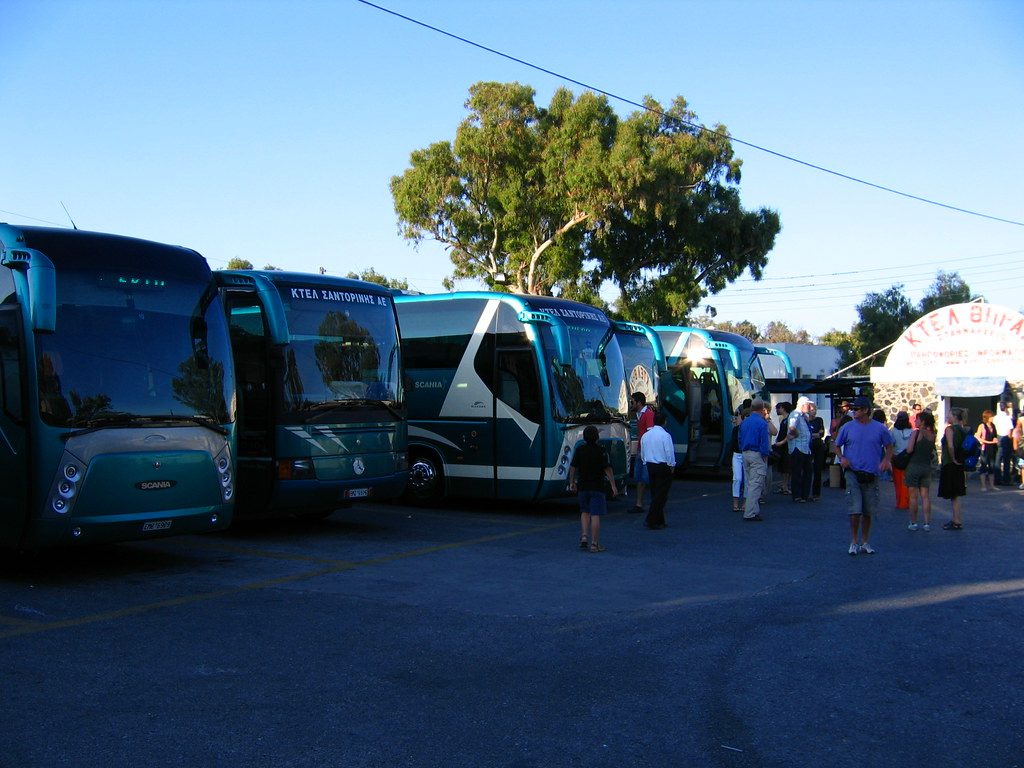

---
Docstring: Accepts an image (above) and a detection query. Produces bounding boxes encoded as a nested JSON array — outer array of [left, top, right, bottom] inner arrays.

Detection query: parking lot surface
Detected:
[[2, 477, 1022, 767]]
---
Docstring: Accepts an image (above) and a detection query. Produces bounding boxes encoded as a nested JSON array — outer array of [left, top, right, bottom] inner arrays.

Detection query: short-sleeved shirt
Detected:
[[890, 427, 913, 455], [738, 412, 771, 457], [570, 442, 610, 492], [788, 412, 810, 455], [835, 418, 893, 475]]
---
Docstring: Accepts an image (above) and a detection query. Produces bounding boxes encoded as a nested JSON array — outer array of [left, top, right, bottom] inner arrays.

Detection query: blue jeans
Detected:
[[997, 436, 1014, 484]]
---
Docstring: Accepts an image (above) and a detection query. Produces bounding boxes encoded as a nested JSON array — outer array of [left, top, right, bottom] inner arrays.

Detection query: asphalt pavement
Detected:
[[1, 473, 1022, 768]]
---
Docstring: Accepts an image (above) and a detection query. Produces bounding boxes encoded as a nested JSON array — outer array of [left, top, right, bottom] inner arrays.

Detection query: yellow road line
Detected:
[[0, 520, 566, 640]]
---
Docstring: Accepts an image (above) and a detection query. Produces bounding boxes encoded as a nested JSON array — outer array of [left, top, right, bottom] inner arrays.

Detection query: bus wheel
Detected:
[[407, 454, 442, 503]]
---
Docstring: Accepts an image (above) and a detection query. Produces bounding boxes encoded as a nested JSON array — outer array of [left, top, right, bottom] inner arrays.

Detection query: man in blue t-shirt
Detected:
[[833, 396, 893, 556]]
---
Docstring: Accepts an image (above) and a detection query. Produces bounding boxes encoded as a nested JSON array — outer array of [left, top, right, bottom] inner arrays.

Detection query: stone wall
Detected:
[[871, 381, 936, 423], [872, 379, 1024, 424]]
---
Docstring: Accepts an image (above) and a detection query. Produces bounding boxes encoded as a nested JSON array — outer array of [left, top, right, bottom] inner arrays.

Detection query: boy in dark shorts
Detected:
[[568, 425, 619, 552]]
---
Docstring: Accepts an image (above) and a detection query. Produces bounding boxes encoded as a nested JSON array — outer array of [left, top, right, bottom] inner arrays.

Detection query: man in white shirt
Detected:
[[994, 401, 1015, 486], [640, 411, 676, 529]]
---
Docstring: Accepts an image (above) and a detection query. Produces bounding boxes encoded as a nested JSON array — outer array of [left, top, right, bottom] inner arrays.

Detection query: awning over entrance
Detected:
[[934, 376, 1006, 397]]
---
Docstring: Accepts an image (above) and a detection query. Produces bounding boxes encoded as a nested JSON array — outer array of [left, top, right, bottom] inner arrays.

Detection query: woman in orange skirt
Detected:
[[889, 410, 913, 510]]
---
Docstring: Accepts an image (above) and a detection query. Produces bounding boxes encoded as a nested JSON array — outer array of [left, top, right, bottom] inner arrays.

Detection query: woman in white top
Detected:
[[889, 410, 913, 510]]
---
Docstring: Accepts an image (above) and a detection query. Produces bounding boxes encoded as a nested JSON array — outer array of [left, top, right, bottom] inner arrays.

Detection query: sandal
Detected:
[[589, 543, 606, 553], [942, 521, 963, 530], [579, 537, 589, 550]]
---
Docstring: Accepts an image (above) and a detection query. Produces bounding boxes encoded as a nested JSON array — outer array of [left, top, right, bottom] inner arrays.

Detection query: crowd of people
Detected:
[[570, 391, 1024, 556], [729, 395, 1024, 554]]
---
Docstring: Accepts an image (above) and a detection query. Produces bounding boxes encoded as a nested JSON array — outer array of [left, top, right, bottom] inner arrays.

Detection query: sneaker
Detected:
[[907, 522, 919, 531], [848, 543, 858, 556], [922, 523, 931, 531], [859, 543, 876, 555], [1019, 483, 1024, 490]]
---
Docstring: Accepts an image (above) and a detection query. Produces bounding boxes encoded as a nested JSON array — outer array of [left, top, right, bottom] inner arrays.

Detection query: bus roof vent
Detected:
[[517, 310, 557, 325], [0, 249, 31, 268], [217, 273, 258, 288]]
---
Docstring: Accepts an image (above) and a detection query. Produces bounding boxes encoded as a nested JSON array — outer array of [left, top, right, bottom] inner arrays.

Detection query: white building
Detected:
[[870, 302, 1024, 427]]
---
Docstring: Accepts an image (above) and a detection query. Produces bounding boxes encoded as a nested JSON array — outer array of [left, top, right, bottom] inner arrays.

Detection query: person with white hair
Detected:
[[788, 396, 813, 503]]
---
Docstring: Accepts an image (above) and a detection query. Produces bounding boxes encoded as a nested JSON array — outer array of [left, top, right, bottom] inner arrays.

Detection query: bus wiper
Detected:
[[303, 398, 404, 420], [61, 413, 228, 440]]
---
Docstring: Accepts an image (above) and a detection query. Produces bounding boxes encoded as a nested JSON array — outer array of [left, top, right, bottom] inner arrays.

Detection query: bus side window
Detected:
[[496, 349, 541, 423], [0, 310, 23, 421], [227, 297, 270, 433]]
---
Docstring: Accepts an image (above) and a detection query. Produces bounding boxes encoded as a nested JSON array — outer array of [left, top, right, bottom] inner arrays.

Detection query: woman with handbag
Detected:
[[889, 411, 913, 511], [974, 410, 999, 491], [904, 410, 937, 530]]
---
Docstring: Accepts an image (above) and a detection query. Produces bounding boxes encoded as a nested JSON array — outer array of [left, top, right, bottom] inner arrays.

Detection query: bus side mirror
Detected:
[[2, 248, 56, 333]]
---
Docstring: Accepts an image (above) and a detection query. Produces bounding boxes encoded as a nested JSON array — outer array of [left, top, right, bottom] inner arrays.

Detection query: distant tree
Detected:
[[262, 264, 281, 271], [918, 270, 973, 315], [818, 329, 857, 372], [225, 258, 253, 270], [761, 321, 811, 344], [850, 285, 916, 374], [710, 319, 761, 340], [345, 268, 409, 291]]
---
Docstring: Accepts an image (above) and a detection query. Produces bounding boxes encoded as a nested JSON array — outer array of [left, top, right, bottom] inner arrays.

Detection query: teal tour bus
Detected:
[[654, 326, 791, 469], [0, 224, 236, 547], [216, 270, 407, 517], [394, 292, 630, 502]]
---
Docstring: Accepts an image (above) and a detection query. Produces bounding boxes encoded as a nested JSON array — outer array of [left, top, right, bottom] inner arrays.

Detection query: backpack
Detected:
[[959, 431, 981, 470]]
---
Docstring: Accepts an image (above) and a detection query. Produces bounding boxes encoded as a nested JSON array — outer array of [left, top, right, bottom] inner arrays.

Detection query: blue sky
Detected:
[[3, 0, 1022, 336]]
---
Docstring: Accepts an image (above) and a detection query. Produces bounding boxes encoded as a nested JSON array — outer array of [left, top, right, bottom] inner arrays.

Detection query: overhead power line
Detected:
[[359, 0, 1024, 228]]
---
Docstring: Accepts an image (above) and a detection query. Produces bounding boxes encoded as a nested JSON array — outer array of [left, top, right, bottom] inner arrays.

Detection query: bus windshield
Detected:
[[37, 270, 234, 428], [616, 331, 658, 405], [539, 321, 627, 423], [276, 283, 401, 418], [723, 349, 767, 411]]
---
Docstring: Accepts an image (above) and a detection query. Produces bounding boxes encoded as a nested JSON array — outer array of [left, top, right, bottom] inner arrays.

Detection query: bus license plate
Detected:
[[345, 488, 369, 499]]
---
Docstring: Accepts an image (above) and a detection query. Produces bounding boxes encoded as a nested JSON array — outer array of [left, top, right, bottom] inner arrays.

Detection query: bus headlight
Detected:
[[214, 445, 233, 503], [47, 453, 86, 518]]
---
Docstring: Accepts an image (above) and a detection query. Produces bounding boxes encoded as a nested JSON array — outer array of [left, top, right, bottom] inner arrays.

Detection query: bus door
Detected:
[[691, 364, 724, 465], [223, 292, 275, 506], [0, 307, 27, 545], [494, 346, 544, 499]]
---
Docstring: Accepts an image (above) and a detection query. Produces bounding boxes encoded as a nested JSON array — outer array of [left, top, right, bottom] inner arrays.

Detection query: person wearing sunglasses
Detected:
[[833, 396, 894, 556]]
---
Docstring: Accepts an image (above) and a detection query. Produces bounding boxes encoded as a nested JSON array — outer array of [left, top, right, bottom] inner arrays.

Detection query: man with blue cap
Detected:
[[833, 396, 894, 555]]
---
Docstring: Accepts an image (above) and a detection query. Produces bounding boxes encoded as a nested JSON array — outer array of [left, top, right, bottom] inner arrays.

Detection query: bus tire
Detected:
[[406, 452, 443, 504]]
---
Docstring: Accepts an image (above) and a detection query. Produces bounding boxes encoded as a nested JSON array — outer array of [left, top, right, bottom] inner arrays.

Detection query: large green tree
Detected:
[[918, 270, 973, 315], [849, 285, 916, 374], [391, 82, 779, 315], [588, 97, 780, 324], [818, 329, 857, 371]]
